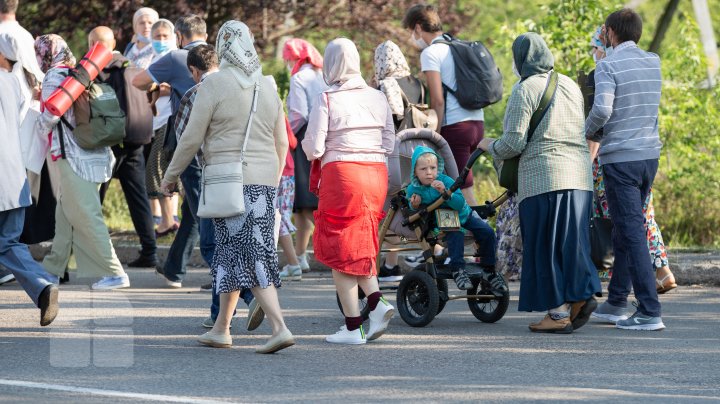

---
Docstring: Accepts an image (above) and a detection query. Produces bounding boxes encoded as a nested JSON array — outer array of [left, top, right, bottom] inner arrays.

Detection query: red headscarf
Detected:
[[283, 38, 323, 76]]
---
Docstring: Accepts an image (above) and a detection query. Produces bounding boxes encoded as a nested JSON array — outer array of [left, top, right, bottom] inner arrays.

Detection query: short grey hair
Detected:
[[174, 14, 206, 39]]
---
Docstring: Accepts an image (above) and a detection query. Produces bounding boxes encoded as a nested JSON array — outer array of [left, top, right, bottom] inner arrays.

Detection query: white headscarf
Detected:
[[323, 38, 362, 86], [133, 7, 159, 43], [0, 30, 44, 91], [0, 31, 43, 122], [216, 20, 262, 89], [374, 40, 412, 117]]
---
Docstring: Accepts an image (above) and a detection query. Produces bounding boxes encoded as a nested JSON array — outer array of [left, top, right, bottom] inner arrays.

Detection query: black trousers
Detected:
[[100, 144, 157, 257]]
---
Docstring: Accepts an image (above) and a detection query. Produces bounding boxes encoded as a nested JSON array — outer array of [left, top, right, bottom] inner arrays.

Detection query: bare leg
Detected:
[[385, 251, 399, 267], [250, 285, 288, 337], [157, 196, 176, 232], [279, 235, 299, 265], [461, 187, 478, 206], [333, 270, 360, 317], [294, 209, 315, 256], [150, 198, 161, 219], [357, 275, 380, 297], [211, 290, 239, 335]]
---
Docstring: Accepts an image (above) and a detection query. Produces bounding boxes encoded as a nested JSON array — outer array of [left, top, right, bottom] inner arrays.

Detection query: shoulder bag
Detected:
[[498, 71, 558, 193], [196, 81, 260, 218]]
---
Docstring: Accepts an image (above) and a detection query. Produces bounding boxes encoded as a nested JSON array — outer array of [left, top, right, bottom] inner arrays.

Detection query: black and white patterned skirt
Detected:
[[211, 185, 281, 293]]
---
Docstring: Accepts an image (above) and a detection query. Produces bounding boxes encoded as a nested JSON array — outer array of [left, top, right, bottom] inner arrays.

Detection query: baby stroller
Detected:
[[336, 128, 510, 327]]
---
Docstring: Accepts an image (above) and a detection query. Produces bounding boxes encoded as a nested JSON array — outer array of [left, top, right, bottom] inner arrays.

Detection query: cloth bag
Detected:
[[498, 71, 558, 193], [398, 87, 438, 132], [196, 81, 259, 218]]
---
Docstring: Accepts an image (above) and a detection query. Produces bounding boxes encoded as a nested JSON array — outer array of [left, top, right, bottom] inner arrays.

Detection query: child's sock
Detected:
[[345, 315, 364, 331], [367, 291, 383, 311]]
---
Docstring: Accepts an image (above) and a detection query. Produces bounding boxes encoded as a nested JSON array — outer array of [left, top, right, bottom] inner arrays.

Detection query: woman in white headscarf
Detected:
[[161, 21, 293, 354], [124, 7, 159, 69], [302, 38, 396, 345]]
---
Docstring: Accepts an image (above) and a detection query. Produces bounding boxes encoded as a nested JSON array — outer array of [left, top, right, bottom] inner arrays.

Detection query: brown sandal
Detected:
[[656, 274, 677, 294]]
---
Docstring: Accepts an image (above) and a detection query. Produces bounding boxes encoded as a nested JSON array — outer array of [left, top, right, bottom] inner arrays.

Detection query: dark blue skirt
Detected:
[[518, 190, 601, 312]]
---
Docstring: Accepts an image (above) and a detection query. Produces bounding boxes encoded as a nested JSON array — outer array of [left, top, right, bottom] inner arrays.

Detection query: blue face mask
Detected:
[[152, 40, 171, 55], [136, 33, 151, 44]]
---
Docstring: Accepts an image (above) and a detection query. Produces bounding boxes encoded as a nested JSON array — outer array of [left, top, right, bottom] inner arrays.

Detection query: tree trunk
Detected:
[[692, 0, 719, 87], [649, 0, 681, 54]]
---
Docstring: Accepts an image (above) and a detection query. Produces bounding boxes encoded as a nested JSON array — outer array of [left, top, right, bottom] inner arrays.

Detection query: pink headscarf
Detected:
[[283, 38, 323, 76]]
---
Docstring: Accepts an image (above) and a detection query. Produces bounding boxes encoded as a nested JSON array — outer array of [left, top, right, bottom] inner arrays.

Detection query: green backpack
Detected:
[[59, 76, 126, 150], [73, 82, 126, 149]]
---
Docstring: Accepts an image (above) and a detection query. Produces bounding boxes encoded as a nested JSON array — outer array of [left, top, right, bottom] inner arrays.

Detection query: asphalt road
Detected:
[[1, 266, 720, 403]]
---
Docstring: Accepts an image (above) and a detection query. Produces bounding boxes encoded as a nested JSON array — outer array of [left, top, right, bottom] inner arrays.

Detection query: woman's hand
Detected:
[[477, 137, 494, 151], [160, 179, 176, 197], [431, 180, 445, 194], [410, 194, 421, 209]]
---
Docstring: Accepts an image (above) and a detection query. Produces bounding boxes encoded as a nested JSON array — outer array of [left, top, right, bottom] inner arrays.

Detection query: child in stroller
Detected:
[[406, 146, 506, 294]]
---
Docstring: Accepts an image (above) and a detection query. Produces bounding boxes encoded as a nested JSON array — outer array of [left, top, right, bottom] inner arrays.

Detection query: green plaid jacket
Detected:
[[489, 72, 592, 203]]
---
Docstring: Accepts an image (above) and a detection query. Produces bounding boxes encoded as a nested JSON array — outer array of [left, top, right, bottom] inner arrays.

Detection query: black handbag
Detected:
[[498, 71, 559, 193], [590, 216, 614, 271]]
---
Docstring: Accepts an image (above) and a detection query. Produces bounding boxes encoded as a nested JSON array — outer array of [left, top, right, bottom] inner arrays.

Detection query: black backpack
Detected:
[[435, 34, 503, 110]]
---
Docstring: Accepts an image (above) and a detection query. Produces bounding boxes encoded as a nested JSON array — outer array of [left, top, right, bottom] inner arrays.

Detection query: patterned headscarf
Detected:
[[282, 38, 323, 76], [34, 34, 76, 74], [322, 38, 361, 86], [374, 40, 412, 117], [216, 20, 262, 88]]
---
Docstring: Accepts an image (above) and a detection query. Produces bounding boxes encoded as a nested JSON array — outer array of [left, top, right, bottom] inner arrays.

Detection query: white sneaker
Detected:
[[279, 264, 302, 281], [92, 274, 130, 290], [367, 297, 395, 341], [298, 254, 310, 273], [165, 279, 182, 288], [325, 325, 366, 345]]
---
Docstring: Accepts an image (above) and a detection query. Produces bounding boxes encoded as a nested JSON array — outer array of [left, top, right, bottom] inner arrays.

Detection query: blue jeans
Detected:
[[445, 211, 496, 269], [603, 159, 661, 317], [0, 206, 56, 306]]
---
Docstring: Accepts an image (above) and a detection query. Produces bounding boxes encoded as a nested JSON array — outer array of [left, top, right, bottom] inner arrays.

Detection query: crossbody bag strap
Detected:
[[526, 71, 559, 143], [240, 81, 261, 163]]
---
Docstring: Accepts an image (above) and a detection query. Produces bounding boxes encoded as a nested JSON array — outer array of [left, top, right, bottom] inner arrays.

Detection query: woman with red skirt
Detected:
[[302, 38, 396, 345]]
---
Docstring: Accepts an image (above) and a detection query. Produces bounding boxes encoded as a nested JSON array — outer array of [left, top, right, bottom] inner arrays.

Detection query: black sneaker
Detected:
[[128, 254, 159, 268], [378, 264, 403, 282], [483, 269, 508, 297], [452, 268, 473, 290]]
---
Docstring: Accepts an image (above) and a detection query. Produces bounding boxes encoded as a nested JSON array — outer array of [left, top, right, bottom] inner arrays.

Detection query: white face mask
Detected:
[[412, 31, 429, 50], [512, 62, 521, 79], [286, 62, 295, 72]]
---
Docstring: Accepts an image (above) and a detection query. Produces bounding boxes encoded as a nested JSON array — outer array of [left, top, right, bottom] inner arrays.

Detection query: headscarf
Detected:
[[374, 40, 412, 117], [283, 38, 323, 76], [216, 20, 262, 88], [322, 38, 361, 86], [511, 32, 554, 80], [34, 34, 76, 74], [0, 30, 44, 96], [133, 7, 159, 43], [151, 19, 177, 59]]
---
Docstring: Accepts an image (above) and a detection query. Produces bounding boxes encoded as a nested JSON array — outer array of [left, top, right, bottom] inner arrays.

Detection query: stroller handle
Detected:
[[404, 149, 485, 226]]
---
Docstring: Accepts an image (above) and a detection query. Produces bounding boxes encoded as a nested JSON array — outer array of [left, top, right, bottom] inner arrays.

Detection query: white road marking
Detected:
[[0, 379, 229, 403]]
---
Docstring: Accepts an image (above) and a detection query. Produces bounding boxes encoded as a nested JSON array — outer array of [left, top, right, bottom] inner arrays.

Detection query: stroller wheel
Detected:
[[436, 278, 449, 315], [336, 289, 370, 320], [467, 278, 510, 323], [396, 270, 439, 327]]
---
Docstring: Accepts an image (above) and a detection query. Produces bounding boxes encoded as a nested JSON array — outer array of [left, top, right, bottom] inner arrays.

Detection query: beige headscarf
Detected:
[[322, 38, 361, 86], [133, 7, 159, 42], [216, 20, 262, 88]]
